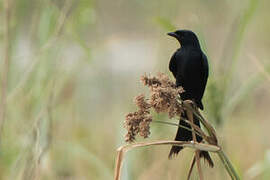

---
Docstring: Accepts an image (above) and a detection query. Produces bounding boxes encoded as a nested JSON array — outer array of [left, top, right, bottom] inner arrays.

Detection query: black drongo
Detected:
[[167, 30, 213, 167]]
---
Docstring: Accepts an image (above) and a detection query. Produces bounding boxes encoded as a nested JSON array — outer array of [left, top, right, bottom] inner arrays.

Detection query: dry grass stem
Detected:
[[186, 103, 203, 180], [114, 141, 220, 180], [195, 150, 203, 180], [187, 155, 196, 180], [153, 120, 205, 140], [183, 101, 218, 145], [181, 118, 209, 142]]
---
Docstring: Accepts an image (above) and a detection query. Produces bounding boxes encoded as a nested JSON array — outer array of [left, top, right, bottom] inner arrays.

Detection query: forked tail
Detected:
[[168, 112, 214, 167]]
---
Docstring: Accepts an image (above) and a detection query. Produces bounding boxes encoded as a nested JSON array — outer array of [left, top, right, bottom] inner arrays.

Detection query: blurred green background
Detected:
[[0, 0, 270, 179]]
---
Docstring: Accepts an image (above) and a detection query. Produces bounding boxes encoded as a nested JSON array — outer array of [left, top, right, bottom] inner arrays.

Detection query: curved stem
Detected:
[[114, 141, 220, 180], [218, 150, 240, 180]]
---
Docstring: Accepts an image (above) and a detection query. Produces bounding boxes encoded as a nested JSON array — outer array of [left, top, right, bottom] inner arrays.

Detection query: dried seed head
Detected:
[[124, 110, 152, 143], [139, 119, 151, 138], [141, 74, 161, 87], [134, 94, 151, 111], [124, 73, 184, 142]]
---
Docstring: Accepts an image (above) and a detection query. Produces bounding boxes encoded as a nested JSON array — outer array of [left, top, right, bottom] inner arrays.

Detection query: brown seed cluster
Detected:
[[124, 73, 184, 143], [124, 94, 152, 142], [142, 73, 184, 118]]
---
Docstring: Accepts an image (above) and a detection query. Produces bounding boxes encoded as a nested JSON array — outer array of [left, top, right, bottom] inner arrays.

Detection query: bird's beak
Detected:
[[167, 32, 178, 38]]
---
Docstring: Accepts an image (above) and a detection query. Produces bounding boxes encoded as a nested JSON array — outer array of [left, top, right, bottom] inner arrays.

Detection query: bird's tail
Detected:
[[168, 112, 214, 167], [199, 150, 214, 167], [168, 119, 188, 158]]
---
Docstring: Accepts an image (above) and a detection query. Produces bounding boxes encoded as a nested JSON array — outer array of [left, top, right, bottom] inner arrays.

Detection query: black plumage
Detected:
[[167, 30, 213, 167]]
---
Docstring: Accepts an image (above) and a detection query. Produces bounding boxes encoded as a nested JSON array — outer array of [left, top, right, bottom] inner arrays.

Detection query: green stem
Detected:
[[217, 150, 240, 180], [218, 151, 235, 179], [153, 120, 203, 139]]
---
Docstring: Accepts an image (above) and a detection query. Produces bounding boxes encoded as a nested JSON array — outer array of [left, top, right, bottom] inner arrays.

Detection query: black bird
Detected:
[[167, 30, 213, 167]]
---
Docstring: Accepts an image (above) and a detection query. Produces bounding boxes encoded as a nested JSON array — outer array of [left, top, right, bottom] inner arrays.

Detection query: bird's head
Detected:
[[167, 30, 200, 48]]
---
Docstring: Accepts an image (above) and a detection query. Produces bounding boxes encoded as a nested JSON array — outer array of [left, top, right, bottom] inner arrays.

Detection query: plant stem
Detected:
[[153, 120, 204, 139], [182, 100, 240, 179], [217, 150, 240, 180], [114, 141, 220, 180], [187, 155, 196, 180], [186, 105, 203, 180], [183, 102, 218, 145]]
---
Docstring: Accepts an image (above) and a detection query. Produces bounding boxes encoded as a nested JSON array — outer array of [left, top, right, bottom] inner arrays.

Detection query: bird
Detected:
[[167, 29, 213, 167]]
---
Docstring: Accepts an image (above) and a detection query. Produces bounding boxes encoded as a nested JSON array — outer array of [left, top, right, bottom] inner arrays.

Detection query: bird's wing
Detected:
[[201, 53, 209, 87], [169, 51, 178, 78], [178, 51, 208, 110], [197, 52, 209, 110]]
